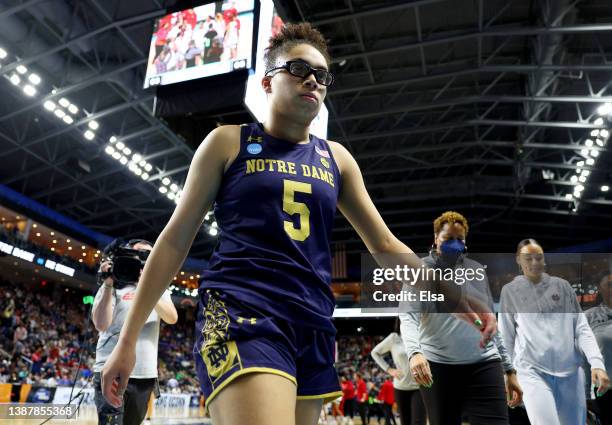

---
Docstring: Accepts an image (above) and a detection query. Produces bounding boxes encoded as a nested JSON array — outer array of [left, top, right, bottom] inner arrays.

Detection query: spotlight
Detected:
[[594, 117, 604, 126], [570, 175, 578, 183], [119, 156, 128, 165], [601, 129, 609, 138], [132, 153, 142, 162], [28, 74, 41, 85], [9, 74, 20, 85], [112, 152, 121, 160], [109, 136, 117, 143], [159, 186, 168, 194], [54, 109, 66, 118], [141, 173, 149, 180], [116, 141, 125, 150], [88, 120, 99, 130], [105, 146, 115, 155], [62, 115, 74, 124], [585, 139, 593, 147], [580, 148, 589, 156], [68, 104, 78, 114], [83, 130, 95, 140], [597, 103, 612, 115], [591, 129, 600, 137], [144, 164, 152, 172], [16, 65, 27, 74], [58, 98, 70, 107], [122, 147, 131, 155], [170, 183, 178, 192], [578, 176, 586, 183], [0, 48, 6, 59], [162, 177, 171, 186], [209, 227, 218, 236], [565, 193, 572, 200], [43, 100, 56, 111], [586, 158, 595, 165], [602, 185, 610, 192], [591, 150, 599, 158]]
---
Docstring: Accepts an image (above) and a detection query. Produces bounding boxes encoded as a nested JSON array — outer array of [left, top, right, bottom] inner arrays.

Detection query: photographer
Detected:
[[92, 239, 177, 425]]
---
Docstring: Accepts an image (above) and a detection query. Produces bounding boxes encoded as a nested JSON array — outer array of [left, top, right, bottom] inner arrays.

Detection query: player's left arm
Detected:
[[329, 140, 496, 344]]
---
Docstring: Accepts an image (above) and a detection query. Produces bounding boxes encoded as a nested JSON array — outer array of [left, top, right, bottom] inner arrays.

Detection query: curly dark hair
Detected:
[[264, 22, 331, 71], [433, 211, 469, 236]]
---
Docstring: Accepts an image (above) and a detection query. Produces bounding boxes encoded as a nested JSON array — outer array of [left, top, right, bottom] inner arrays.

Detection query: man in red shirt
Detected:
[[355, 372, 368, 425], [378, 378, 396, 425], [341, 374, 356, 424]]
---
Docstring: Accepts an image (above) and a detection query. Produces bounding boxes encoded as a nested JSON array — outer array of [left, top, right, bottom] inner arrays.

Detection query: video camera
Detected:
[[97, 239, 151, 289]]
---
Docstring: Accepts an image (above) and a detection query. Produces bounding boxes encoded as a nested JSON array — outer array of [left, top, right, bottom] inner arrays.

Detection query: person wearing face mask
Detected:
[[498, 239, 610, 425], [401, 211, 522, 425], [585, 273, 612, 425]]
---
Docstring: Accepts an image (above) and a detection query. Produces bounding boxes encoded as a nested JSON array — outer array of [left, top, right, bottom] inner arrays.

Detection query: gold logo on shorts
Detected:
[[200, 293, 240, 381]]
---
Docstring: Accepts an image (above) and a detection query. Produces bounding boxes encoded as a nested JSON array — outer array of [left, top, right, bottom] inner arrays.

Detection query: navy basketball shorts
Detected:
[[194, 289, 342, 409]]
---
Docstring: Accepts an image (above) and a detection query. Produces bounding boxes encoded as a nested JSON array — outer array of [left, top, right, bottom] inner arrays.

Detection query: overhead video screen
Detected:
[[144, 0, 255, 89], [244, 0, 329, 139]]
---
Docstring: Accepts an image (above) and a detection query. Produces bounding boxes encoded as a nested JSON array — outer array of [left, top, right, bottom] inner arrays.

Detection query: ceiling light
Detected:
[[591, 129, 600, 137], [122, 147, 131, 155], [159, 186, 168, 194], [58, 98, 70, 107], [116, 141, 125, 150], [50, 232, 54, 236], [600, 129, 609, 138], [577, 161, 585, 167], [119, 156, 128, 165], [105, 146, 115, 155], [596, 139, 605, 147], [162, 177, 171, 186], [581, 170, 590, 177], [16, 65, 27, 74], [134, 168, 142, 176], [132, 153, 142, 162], [591, 149, 599, 157], [597, 103, 612, 115], [209, 227, 218, 236], [81, 245, 86, 249], [580, 148, 589, 156], [109, 136, 117, 143], [0, 48, 6, 59], [594, 117, 604, 126], [602, 185, 610, 192], [22, 84, 36, 96], [68, 104, 78, 114], [144, 164, 152, 172], [54, 109, 66, 118], [9, 74, 20, 85], [62, 115, 73, 124], [88, 120, 99, 130], [578, 176, 586, 183], [68, 246, 72, 251], [83, 130, 95, 140], [28, 73, 41, 85], [43, 100, 56, 111], [565, 193, 572, 200], [573, 191, 582, 199], [576, 184, 585, 192], [167, 192, 175, 200], [112, 151, 121, 160], [585, 139, 593, 147], [170, 183, 178, 192], [141, 173, 149, 180], [570, 175, 578, 183], [35, 232, 41, 237], [586, 158, 595, 165]]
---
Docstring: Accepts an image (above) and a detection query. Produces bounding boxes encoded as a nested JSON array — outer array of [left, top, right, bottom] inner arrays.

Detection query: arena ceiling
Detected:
[[0, 0, 611, 258]]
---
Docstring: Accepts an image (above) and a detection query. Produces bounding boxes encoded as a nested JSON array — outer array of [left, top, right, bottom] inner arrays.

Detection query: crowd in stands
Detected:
[[0, 277, 199, 394]]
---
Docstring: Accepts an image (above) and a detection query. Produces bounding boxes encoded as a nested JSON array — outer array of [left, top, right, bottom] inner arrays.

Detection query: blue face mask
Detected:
[[439, 239, 466, 266], [440, 239, 466, 256]]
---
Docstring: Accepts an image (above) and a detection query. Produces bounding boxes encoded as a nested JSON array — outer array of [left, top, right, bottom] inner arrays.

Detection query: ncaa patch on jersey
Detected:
[[320, 158, 330, 168], [247, 143, 262, 155]]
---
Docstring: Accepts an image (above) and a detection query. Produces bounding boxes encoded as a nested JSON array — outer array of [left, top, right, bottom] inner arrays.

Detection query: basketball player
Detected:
[[102, 23, 495, 425], [92, 239, 177, 425], [499, 239, 610, 425]]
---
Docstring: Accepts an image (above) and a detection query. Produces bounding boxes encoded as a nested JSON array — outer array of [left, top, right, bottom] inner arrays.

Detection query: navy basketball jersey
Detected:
[[199, 123, 342, 332]]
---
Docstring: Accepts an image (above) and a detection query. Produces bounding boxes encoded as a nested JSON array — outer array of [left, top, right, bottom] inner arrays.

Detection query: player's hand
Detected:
[[453, 297, 497, 348], [592, 368, 610, 397], [409, 353, 433, 387], [101, 338, 135, 407], [387, 367, 403, 380], [505, 372, 523, 408]]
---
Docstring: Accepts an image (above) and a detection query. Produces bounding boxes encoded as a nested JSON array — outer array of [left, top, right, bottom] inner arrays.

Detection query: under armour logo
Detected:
[[207, 344, 230, 368], [237, 316, 257, 325], [247, 136, 263, 143]]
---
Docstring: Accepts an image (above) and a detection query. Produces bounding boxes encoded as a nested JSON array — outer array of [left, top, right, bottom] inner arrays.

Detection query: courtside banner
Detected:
[[360, 252, 611, 313]]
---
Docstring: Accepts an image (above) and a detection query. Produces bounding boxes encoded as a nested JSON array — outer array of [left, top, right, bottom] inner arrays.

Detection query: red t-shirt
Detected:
[[356, 379, 367, 402], [342, 380, 356, 400], [377, 380, 395, 405]]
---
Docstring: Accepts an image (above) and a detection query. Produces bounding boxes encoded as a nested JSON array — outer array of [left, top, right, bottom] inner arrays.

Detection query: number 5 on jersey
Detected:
[[283, 179, 311, 241]]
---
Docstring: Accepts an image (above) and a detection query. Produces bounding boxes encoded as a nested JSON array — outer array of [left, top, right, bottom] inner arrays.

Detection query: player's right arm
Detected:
[[101, 125, 240, 407]]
